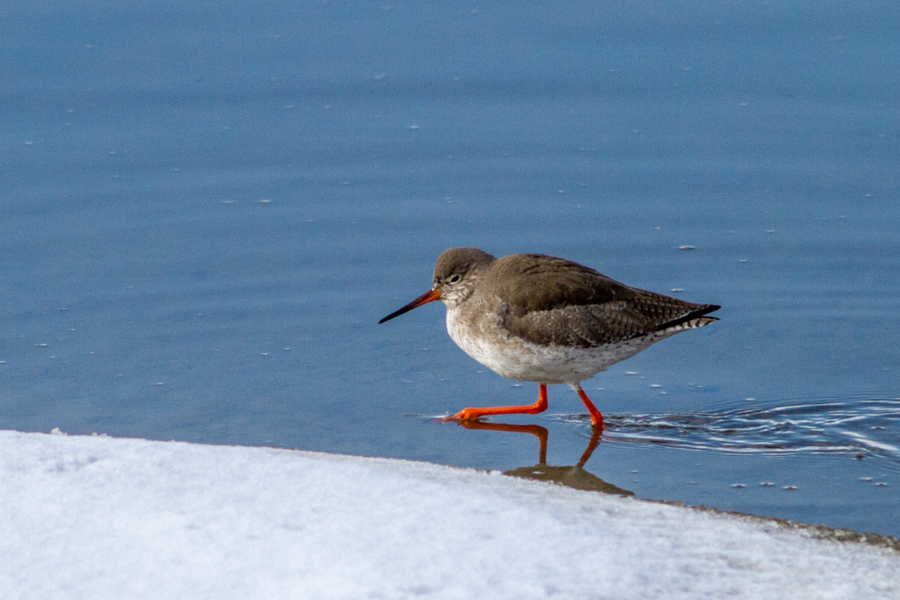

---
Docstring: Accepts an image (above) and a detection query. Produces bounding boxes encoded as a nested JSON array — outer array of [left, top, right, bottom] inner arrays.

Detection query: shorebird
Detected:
[[379, 247, 719, 429]]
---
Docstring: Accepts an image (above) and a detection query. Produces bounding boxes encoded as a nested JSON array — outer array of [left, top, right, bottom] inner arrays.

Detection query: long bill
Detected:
[[378, 289, 441, 324]]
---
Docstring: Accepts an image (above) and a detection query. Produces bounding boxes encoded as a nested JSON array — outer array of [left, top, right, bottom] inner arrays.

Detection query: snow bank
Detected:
[[0, 430, 897, 599]]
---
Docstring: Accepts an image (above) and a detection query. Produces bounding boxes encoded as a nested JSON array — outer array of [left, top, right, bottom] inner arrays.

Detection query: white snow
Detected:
[[1, 430, 897, 599]]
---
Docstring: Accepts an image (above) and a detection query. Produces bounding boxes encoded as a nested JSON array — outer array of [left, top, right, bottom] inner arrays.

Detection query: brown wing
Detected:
[[487, 254, 719, 348]]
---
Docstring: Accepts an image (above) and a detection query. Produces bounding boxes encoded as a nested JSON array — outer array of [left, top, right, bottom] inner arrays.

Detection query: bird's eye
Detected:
[[447, 274, 462, 284]]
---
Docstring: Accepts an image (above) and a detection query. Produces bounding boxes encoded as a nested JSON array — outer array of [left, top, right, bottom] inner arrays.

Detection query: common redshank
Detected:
[[379, 247, 719, 430]]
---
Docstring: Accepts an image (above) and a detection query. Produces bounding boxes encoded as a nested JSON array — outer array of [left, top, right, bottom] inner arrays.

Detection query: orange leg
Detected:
[[447, 383, 549, 422], [571, 383, 604, 430]]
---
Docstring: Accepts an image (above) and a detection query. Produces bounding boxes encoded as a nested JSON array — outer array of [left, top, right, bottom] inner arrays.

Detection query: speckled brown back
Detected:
[[484, 254, 719, 348]]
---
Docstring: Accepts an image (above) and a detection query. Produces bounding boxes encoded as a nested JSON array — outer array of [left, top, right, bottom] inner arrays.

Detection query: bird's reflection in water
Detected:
[[456, 421, 633, 496]]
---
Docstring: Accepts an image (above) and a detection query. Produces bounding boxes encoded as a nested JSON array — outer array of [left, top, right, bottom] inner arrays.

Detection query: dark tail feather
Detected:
[[657, 304, 721, 331]]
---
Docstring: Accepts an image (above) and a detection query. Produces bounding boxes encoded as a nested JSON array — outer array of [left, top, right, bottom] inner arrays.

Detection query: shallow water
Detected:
[[599, 398, 900, 463], [3, 1, 899, 536]]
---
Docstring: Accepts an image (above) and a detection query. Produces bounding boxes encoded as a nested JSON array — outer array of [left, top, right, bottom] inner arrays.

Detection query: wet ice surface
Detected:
[[3, 1, 900, 539]]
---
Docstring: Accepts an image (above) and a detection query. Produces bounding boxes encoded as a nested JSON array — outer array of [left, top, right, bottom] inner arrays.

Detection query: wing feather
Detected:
[[486, 254, 719, 348]]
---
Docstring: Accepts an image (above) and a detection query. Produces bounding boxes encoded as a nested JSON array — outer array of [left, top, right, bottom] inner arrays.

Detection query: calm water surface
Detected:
[[3, 1, 899, 536]]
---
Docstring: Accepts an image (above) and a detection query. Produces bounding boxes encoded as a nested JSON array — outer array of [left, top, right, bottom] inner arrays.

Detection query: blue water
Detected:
[[3, 1, 899, 536]]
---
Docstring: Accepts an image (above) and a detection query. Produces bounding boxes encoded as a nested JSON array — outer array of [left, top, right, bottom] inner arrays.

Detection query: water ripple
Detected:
[[568, 398, 900, 464]]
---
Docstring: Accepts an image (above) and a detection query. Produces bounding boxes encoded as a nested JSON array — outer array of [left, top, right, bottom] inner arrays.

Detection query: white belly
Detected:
[[445, 304, 666, 384]]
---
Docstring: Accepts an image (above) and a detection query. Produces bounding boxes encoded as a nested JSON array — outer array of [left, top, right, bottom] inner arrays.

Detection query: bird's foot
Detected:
[[444, 408, 484, 422]]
